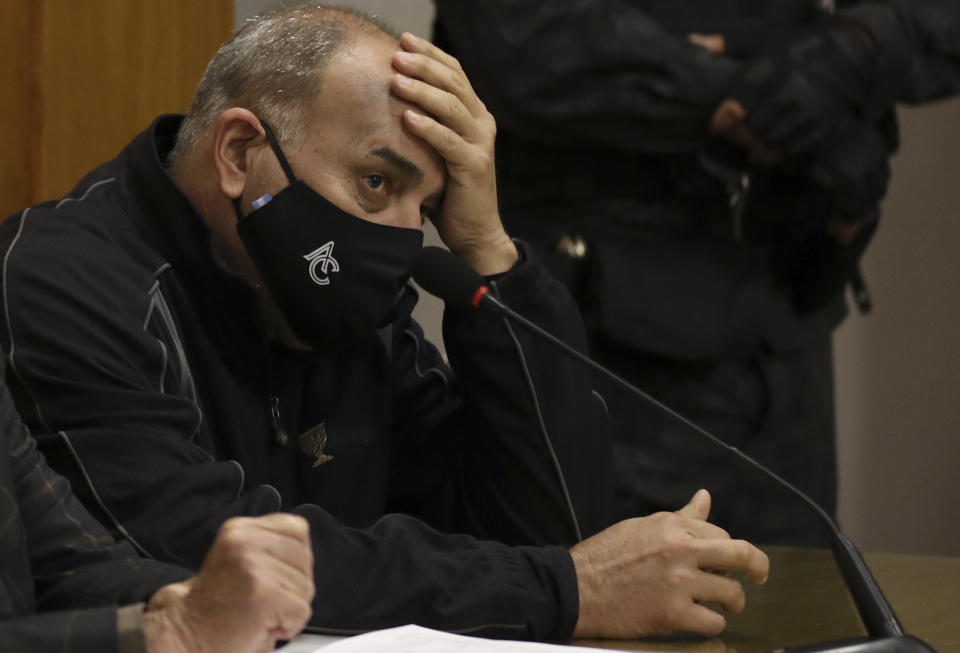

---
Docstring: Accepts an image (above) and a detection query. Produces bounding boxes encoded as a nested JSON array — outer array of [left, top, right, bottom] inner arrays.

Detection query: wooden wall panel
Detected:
[[34, 0, 233, 201], [0, 0, 232, 217], [0, 1, 36, 217]]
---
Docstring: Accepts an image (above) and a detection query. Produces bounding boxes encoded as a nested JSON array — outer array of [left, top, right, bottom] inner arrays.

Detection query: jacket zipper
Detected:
[[270, 395, 290, 446], [728, 171, 751, 242], [252, 289, 291, 448]]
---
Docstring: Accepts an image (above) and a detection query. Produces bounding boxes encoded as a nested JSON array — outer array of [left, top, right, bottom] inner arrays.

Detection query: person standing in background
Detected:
[[434, 0, 960, 545]]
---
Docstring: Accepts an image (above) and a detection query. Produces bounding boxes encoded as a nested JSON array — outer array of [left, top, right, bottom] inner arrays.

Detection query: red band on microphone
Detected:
[[471, 286, 490, 307]]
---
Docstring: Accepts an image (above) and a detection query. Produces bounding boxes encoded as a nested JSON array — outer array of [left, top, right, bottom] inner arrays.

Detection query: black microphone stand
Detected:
[[476, 291, 934, 653]]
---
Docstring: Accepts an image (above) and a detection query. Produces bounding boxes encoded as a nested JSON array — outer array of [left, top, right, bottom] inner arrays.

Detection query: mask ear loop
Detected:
[[233, 118, 298, 221], [258, 119, 298, 184]]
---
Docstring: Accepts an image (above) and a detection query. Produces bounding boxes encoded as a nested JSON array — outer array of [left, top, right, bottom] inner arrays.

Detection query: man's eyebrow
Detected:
[[371, 146, 423, 182]]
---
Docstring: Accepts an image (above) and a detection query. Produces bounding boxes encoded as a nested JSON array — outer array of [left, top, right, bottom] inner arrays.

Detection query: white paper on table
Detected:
[[292, 624, 646, 652], [276, 633, 345, 651]]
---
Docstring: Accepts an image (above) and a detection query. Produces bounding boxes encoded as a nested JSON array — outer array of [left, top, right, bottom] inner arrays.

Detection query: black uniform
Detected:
[[0, 116, 610, 640], [435, 0, 960, 545]]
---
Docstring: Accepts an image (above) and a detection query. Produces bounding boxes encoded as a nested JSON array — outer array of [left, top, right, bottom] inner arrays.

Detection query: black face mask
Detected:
[[233, 121, 423, 348]]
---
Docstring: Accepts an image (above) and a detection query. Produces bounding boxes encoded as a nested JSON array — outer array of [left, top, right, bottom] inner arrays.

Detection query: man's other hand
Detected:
[[571, 489, 769, 639], [144, 514, 315, 653]]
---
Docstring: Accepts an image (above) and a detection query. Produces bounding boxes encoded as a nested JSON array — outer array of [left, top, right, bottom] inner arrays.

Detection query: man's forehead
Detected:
[[321, 35, 398, 110], [308, 37, 445, 184]]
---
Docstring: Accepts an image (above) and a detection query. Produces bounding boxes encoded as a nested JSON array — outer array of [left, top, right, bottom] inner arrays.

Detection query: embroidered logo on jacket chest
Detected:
[[299, 422, 334, 467]]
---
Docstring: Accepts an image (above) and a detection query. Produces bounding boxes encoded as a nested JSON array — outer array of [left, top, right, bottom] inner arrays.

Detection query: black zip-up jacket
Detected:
[[0, 116, 610, 640]]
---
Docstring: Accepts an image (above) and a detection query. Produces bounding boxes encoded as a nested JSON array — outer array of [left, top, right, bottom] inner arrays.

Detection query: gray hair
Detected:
[[170, 4, 398, 164]]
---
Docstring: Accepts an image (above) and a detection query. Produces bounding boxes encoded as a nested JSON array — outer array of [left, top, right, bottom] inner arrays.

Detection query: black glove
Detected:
[[727, 4, 910, 159], [807, 118, 891, 224], [749, 118, 889, 314]]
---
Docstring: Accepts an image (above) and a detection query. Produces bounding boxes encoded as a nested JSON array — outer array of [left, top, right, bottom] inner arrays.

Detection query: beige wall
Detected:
[[235, 0, 435, 33], [835, 98, 960, 557], [236, 1, 960, 555]]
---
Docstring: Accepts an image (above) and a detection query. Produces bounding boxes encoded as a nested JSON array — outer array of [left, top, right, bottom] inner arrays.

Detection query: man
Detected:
[[0, 5, 767, 640], [0, 354, 315, 652], [434, 0, 960, 545]]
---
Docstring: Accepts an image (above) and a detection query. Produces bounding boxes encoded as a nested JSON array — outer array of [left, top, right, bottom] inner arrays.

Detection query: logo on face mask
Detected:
[[303, 241, 340, 286]]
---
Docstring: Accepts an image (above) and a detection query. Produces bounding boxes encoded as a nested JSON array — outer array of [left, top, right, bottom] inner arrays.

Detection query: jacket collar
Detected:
[[122, 115, 243, 289]]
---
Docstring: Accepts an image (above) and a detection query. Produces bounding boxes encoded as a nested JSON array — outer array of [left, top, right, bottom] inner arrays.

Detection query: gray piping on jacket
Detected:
[[592, 389, 609, 419], [55, 177, 116, 209], [144, 270, 203, 441], [2, 181, 203, 557], [4, 182, 154, 557], [2, 208, 56, 436], [228, 460, 246, 500], [59, 431, 155, 559], [401, 327, 451, 393]]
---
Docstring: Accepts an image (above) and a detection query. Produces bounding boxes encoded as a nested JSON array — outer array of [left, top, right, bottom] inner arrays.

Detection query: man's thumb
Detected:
[[677, 488, 712, 521]]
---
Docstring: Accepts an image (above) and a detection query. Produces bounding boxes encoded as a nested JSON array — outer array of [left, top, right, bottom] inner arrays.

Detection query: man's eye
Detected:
[[365, 175, 385, 191]]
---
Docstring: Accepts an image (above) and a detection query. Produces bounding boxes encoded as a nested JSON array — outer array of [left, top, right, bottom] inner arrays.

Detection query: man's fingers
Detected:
[[688, 33, 726, 56], [264, 586, 313, 640], [391, 73, 477, 141], [679, 516, 729, 541], [246, 537, 316, 599], [697, 539, 769, 584], [257, 550, 316, 603], [399, 31, 464, 76], [395, 35, 486, 118], [216, 515, 315, 579], [226, 513, 311, 545], [693, 571, 747, 615], [679, 602, 728, 637], [403, 110, 473, 168], [709, 99, 747, 137]]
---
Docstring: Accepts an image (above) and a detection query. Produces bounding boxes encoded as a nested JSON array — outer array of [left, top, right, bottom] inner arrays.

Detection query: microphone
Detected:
[[411, 246, 933, 653]]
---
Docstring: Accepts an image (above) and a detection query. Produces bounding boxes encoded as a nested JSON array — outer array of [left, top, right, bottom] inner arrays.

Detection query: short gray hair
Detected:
[[171, 4, 398, 163]]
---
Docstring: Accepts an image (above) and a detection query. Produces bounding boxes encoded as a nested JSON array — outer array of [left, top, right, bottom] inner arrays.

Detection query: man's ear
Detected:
[[211, 108, 267, 201]]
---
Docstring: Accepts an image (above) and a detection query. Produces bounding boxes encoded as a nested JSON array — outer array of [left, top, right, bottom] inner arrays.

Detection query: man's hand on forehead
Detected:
[[390, 32, 517, 276]]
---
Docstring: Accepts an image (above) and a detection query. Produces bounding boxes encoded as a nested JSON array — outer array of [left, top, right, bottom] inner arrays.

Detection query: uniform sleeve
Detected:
[[435, 0, 738, 153], [0, 207, 283, 568], [0, 356, 188, 652], [387, 242, 611, 546], [845, 0, 960, 103], [0, 608, 122, 653]]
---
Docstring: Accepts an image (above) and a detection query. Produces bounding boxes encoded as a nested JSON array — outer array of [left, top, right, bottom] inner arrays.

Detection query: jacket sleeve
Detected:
[[295, 505, 579, 639], [387, 242, 611, 546], [434, 0, 739, 154], [0, 356, 189, 653]]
